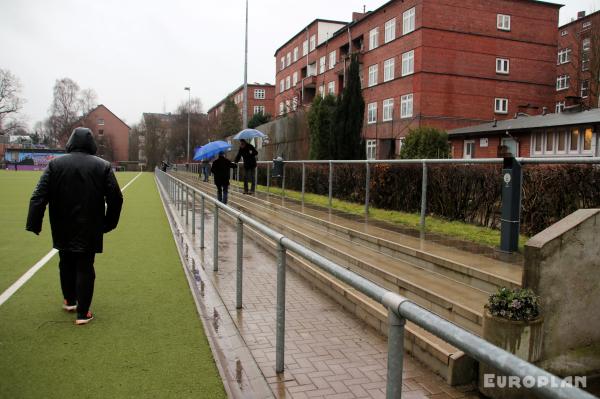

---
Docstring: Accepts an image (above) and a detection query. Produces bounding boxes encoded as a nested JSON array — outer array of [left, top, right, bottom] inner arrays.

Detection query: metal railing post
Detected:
[[236, 164, 240, 192], [192, 190, 196, 235], [200, 196, 205, 249], [282, 163, 286, 198], [236, 218, 243, 309], [365, 162, 370, 216], [266, 162, 270, 193], [328, 161, 333, 211], [185, 185, 189, 225], [254, 167, 258, 192], [275, 241, 287, 373], [301, 162, 305, 207], [213, 203, 219, 271], [180, 182, 184, 217], [386, 310, 406, 399], [420, 162, 427, 233]]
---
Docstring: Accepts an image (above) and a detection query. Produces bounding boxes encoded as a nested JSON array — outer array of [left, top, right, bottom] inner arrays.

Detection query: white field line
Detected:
[[0, 171, 143, 307]]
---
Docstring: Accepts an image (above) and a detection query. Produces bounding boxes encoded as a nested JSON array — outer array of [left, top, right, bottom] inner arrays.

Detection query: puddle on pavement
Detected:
[[235, 359, 243, 384], [213, 308, 220, 332]]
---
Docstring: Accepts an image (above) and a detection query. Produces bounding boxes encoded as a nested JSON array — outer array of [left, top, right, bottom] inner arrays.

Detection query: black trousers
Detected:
[[216, 184, 229, 204], [59, 251, 96, 317], [243, 167, 256, 193]]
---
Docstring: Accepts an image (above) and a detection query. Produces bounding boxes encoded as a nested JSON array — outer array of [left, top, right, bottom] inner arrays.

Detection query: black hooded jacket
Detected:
[[26, 127, 123, 253]]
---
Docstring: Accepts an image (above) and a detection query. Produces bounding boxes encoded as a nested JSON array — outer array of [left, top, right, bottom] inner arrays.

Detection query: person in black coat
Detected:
[[234, 139, 258, 194], [211, 152, 237, 204], [26, 127, 123, 325]]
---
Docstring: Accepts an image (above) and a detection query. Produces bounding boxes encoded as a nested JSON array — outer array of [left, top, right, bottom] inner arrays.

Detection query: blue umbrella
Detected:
[[193, 141, 232, 161], [233, 128, 267, 140]]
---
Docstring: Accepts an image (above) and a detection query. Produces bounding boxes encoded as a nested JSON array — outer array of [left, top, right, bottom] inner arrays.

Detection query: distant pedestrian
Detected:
[[201, 159, 211, 182], [26, 127, 123, 325], [211, 152, 236, 204], [234, 139, 258, 194]]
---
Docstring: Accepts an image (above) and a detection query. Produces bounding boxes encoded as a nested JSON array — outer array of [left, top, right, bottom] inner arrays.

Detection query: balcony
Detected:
[[303, 75, 317, 88]]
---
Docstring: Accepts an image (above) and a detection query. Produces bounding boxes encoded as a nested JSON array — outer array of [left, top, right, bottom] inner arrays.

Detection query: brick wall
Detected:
[[81, 105, 130, 162]]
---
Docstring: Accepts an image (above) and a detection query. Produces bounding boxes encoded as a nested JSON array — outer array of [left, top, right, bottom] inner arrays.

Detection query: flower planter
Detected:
[[479, 309, 544, 399]]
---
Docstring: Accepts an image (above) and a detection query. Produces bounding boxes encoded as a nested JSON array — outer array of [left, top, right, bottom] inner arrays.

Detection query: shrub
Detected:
[[487, 287, 541, 321]]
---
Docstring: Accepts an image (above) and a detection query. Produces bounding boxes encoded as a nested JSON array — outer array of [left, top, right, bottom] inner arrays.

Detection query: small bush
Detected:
[[487, 287, 541, 322]]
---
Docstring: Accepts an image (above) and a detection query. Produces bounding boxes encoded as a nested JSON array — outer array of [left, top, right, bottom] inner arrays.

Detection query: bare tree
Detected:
[[168, 98, 209, 162], [0, 69, 24, 134], [49, 78, 81, 144], [588, 28, 600, 108], [79, 88, 98, 116]]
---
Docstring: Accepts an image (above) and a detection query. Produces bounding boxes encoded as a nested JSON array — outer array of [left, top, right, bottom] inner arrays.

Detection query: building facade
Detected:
[[207, 83, 275, 124], [556, 10, 600, 113], [274, 0, 560, 159], [80, 104, 130, 162]]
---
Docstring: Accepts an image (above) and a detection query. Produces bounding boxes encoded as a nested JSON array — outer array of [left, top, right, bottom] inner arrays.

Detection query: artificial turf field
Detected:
[[0, 171, 226, 398]]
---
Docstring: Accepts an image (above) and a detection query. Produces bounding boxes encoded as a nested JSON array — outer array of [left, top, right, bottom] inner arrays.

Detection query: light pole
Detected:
[[242, 0, 248, 129], [184, 86, 191, 162]]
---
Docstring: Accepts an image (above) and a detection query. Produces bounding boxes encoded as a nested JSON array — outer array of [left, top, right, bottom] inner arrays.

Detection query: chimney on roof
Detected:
[[352, 12, 366, 22], [578, 11, 586, 19]]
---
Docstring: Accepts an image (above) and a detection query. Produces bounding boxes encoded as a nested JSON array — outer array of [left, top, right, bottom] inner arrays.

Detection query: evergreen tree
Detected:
[[399, 127, 450, 159], [333, 53, 365, 159], [308, 94, 337, 159], [218, 97, 241, 138], [247, 112, 271, 129]]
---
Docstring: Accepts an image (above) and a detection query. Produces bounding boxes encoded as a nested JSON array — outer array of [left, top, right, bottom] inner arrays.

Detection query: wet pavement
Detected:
[[157, 177, 482, 398]]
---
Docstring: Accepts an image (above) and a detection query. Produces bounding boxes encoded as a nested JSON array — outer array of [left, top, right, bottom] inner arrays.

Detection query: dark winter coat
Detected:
[[211, 155, 237, 187], [26, 128, 123, 253], [234, 142, 258, 169]]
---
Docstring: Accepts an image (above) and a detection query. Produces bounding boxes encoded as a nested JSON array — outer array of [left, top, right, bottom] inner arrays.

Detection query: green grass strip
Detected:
[[0, 173, 226, 398], [232, 180, 528, 250]]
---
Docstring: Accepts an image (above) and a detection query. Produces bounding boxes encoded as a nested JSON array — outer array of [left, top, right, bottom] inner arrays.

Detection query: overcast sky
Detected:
[[1, 0, 599, 130]]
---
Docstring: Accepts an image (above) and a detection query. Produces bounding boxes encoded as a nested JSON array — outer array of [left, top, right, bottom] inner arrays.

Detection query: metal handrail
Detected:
[[156, 168, 597, 399]]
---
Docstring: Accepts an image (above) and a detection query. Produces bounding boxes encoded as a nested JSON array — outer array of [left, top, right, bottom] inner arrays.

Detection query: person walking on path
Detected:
[[26, 127, 123, 325], [211, 152, 236, 204], [234, 139, 258, 194], [201, 159, 211, 182]]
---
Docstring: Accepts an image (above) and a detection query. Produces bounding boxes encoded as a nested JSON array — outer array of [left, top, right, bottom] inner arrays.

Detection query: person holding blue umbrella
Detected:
[[234, 139, 258, 194]]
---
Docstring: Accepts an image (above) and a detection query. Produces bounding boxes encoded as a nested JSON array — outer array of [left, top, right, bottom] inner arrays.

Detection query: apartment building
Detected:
[[274, 0, 560, 159], [207, 83, 275, 124], [556, 10, 600, 113], [79, 104, 130, 162]]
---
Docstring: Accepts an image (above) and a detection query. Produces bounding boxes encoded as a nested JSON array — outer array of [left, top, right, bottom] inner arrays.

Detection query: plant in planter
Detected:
[[479, 287, 544, 399]]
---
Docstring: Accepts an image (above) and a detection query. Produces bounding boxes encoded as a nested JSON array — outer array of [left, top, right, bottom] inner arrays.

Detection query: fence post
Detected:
[[185, 185, 189, 225], [192, 191, 196, 235], [328, 161, 333, 211], [213, 203, 219, 271], [420, 162, 427, 234], [365, 162, 370, 216], [200, 196, 205, 249], [267, 162, 270, 193], [386, 310, 406, 399], [180, 182, 184, 217], [301, 162, 305, 207], [282, 162, 286, 199], [275, 241, 287, 373], [236, 218, 243, 309], [236, 164, 240, 192], [255, 167, 258, 192]]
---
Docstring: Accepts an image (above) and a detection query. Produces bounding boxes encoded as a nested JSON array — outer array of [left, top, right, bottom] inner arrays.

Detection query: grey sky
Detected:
[[1, 0, 599, 130]]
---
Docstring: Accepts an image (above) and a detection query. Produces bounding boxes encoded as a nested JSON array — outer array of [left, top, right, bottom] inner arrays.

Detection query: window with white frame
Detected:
[[292, 97, 298, 111], [557, 48, 571, 64], [581, 80, 590, 98], [464, 140, 475, 159], [545, 130, 555, 153], [366, 139, 376, 160], [384, 58, 395, 82], [582, 51, 590, 71], [293, 47, 298, 62], [318, 85, 325, 98], [285, 76, 291, 90], [494, 98, 508, 114], [319, 56, 326, 74], [583, 37, 591, 51], [570, 128, 580, 153], [403, 8, 415, 35], [496, 58, 509, 74], [385, 18, 396, 43], [309, 35, 316, 51], [556, 75, 570, 91], [280, 57, 285, 70], [369, 28, 379, 50], [400, 94, 413, 118], [367, 102, 377, 124], [307, 62, 317, 76], [280, 80, 284, 93], [292, 71, 298, 87], [368, 64, 378, 87], [253, 105, 265, 115], [383, 98, 394, 121], [555, 101, 565, 113], [286, 52, 291, 67], [497, 14, 510, 31], [583, 127, 594, 153], [561, 29, 568, 36], [583, 21, 592, 29], [303, 40, 308, 56], [97, 118, 105, 126], [402, 50, 414, 76], [556, 129, 567, 153], [279, 102, 284, 115], [328, 81, 335, 95], [285, 100, 290, 112], [501, 137, 519, 157], [254, 89, 265, 99], [329, 51, 336, 69]]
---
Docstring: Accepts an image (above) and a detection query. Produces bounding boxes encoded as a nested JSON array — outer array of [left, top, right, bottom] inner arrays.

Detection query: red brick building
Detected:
[[274, 0, 560, 159], [556, 10, 600, 113], [79, 104, 130, 162], [207, 83, 275, 124]]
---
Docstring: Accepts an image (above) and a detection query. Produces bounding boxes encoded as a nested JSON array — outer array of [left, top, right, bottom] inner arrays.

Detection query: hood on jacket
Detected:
[[66, 127, 97, 155]]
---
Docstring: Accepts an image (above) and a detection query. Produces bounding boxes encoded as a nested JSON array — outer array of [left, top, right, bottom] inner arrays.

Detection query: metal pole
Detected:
[[185, 185, 189, 226], [420, 162, 427, 233], [242, 0, 248, 129], [213, 203, 219, 271], [301, 162, 305, 207], [365, 162, 370, 215], [267, 163, 270, 193], [236, 218, 243, 309], [275, 241, 286, 373], [328, 161, 333, 211], [200, 196, 205, 249], [282, 163, 286, 198], [386, 310, 406, 399], [185, 87, 191, 162], [180, 182, 184, 217], [254, 167, 258, 192], [192, 191, 196, 235], [236, 165, 240, 192]]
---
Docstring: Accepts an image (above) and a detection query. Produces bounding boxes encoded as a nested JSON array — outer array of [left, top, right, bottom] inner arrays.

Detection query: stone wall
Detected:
[[257, 110, 310, 161], [523, 209, 600, 375]]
